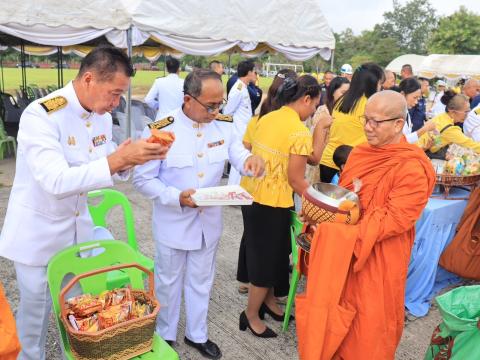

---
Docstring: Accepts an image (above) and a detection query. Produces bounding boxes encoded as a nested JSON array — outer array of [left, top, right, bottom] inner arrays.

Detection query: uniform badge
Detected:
[[215, 114, 233, 123], [92, 134, 107, 147], [40, 96, 67, 114], [148, 116, 174, 130], [67, 136, 76, 146], [208, 140, 225, 148]]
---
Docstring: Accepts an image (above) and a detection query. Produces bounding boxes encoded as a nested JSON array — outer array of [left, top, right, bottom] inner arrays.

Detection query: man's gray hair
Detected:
[[183, 69, 222, 97]]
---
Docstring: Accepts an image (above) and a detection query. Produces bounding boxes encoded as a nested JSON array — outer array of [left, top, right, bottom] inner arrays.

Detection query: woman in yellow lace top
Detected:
[[239, 75, 325, 338]]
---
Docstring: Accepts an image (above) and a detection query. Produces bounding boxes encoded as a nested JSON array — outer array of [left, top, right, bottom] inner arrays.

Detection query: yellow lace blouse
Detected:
[[241, 106, 312, 208]]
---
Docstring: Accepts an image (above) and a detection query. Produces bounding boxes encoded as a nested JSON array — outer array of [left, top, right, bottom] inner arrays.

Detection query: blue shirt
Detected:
[[471, 94, 480, 109], [410, 97, 426, 132]]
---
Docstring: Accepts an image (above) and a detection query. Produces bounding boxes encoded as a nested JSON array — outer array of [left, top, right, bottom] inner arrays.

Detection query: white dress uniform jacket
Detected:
[[223, 79, 252, 185], [133, 108, 251, 250], [464, 105, 480, 141], [0, 81, 122, 266], [144, 73, 184, 120], [402, 112, 419, 143]]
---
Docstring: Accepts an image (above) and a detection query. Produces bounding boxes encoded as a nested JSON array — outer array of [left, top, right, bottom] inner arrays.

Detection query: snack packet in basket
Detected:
[[67, 294, 103, 317], [98, 302, 132, 329]]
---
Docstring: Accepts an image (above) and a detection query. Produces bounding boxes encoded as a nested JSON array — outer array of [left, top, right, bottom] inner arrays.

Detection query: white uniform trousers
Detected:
[[14, 262, 51, 360], [154, 238, 218, 343], [13, 229, 112, 360], [227, 166, 242, 185]]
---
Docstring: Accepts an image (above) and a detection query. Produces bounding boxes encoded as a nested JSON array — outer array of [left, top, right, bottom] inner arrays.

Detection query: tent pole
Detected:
[[60, 47, 64, 87], [0, 52, 4, 93], [126, 27, 133, 139], [21, 42, 27, 98], [57, 47, 62, 89], [227, 53, 231, 75], [163, 55, 166, 77], [330, 49, 334, 72]]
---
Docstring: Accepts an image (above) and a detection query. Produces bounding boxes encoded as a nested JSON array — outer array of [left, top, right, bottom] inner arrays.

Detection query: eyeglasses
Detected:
[[451, 109, 470, 115], [186, 93, 227, 113], [360, 115, 403, 128]]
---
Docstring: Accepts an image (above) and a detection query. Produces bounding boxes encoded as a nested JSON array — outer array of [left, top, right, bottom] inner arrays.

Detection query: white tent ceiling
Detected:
[[0, 0, 335, 61], [387, 54, 480, 81]]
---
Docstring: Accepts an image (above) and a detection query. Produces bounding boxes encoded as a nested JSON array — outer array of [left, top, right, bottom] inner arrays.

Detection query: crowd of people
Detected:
[[1, 45, 480, 360]]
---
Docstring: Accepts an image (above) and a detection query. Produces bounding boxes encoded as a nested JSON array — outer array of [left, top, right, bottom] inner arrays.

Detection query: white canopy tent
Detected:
[[386, 54, 480, 81], [385, 54, 427, 75], [0, 0, 336, 136]]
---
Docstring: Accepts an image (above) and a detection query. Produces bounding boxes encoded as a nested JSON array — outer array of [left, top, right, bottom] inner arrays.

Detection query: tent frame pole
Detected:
[[330, 49, 334, 71], [126, 27, 133, 139], [20, 42, 27, 97]]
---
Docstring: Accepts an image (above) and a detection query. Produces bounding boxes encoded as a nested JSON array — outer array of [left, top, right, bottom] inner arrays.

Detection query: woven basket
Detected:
[[436, 173, 480, 187], [301, 183, 360, 225], [60, 263, 160, 360]]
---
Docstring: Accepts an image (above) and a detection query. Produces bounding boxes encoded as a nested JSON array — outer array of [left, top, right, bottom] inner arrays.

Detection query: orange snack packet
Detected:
[[147, 128, 175, 146]]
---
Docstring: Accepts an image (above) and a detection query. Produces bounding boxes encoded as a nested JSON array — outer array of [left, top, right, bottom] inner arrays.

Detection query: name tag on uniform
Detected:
[[92, 134, 107, 147], [208, 139, 224, 148]]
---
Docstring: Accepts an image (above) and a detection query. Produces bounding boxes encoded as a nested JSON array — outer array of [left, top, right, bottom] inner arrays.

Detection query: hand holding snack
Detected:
[[147, 128, 176, 146]]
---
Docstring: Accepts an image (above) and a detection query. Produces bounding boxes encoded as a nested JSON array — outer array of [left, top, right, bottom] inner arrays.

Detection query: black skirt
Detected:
[[239, 202, 291, 290]]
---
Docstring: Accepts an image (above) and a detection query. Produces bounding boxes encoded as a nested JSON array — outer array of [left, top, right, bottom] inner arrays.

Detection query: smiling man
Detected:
[[297, 91, 435, 360], [133, 69, 264, 359], [0, 46, 170, 360]]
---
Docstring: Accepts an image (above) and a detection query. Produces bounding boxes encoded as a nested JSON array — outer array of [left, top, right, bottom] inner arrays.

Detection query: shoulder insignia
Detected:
[[215, 114, 233, 123], [237, 82, 243, 91], [475, 107, 480, 116], [148, 116, 174, 129], [39, 96, 67, 114]]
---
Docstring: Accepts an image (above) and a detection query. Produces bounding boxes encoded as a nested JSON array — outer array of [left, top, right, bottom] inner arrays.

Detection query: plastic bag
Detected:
[[424, 285, 480, 360]]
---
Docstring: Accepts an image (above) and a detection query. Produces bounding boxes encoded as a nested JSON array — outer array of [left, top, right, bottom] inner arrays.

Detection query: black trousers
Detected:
[[236, 203, 291, 297], [320, 164, 338, 183]]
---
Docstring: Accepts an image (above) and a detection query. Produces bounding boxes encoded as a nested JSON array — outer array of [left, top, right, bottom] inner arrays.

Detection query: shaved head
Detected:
[[463, 79, 479, 99], [363, 90, 407, 147], [368, 90, 408, 120]]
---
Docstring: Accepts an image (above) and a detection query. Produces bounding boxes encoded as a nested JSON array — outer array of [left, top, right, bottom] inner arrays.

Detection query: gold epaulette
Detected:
[[475, 107, 480, 116], [148, 116, 174, 129], [237, 82, 243, 91], [39, 96, 67, 114], [215, 114, 233, 123]]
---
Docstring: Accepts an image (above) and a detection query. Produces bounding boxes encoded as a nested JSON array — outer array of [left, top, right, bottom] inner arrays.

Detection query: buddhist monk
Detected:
[[0, 282, 21, 360], [296, 90, 435, 360]]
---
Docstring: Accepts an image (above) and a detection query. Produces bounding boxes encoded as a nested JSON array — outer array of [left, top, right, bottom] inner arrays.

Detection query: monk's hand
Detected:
[[243, 155, 265, 177], [180, 189, 198, 208]]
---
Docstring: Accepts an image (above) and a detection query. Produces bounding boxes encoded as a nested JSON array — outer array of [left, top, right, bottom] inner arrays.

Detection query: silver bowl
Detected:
[[306, 182, 360, 208]]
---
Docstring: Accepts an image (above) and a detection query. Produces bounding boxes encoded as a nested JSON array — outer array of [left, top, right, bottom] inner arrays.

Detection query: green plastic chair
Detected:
[[87, 189, 154, 288], [0, 117, 16, 160], [47, 240, 178, 359], [282, 211, 304, 331]]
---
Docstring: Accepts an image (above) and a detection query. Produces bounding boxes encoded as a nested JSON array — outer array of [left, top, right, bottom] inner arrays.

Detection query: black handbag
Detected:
[[425, 124, 454, 160]]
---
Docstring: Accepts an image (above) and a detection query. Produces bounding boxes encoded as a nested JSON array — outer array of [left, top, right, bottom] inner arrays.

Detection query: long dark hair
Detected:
[[337, 62, 384, 114], [276, 75, 321, 107], [326, 77, 350, 113], [259, 69, 297, 118]]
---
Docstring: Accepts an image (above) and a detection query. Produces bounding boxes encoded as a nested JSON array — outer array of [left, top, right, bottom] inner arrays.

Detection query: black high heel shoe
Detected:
[[259, 303, 294, 322], [239, 311, 277, 338]]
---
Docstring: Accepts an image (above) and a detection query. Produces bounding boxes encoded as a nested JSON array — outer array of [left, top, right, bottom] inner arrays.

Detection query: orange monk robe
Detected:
[[0, 282, 21, 360], [296, 139, 435, 360]]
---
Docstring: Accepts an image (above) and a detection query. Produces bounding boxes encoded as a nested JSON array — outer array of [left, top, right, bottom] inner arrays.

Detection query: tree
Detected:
[[428, 6, 480, 54], [380, 0, 437, 54]]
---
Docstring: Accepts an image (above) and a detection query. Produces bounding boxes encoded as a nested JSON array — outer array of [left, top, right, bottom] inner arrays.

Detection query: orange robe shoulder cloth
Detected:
[[0, 282, 21, 360], [296, 139, 435, 360]]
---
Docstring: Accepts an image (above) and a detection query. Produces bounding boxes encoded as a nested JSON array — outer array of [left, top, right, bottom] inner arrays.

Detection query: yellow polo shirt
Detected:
[[417, 112, 480, 153], [241, 106, 312, 208], [320, 96, 368, 169]]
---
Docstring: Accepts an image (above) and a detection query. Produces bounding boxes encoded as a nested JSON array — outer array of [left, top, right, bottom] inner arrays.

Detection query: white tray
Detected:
[[191, 185, 254, 206]]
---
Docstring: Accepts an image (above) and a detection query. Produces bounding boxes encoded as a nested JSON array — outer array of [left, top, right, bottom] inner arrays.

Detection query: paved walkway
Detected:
[[0, 157, 448, 359]]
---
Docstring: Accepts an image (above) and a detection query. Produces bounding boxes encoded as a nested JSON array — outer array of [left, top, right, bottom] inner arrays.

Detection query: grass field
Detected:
[[0, 68, 273, 98]]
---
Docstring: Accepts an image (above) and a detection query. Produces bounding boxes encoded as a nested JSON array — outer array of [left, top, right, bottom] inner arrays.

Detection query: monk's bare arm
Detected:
[[288, 154, 309, 195]]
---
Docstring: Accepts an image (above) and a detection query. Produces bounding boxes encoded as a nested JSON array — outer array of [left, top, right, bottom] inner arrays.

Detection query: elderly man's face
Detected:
[[183, 78, 224, 123], [85, 71, 130, 115], [363, 101, 405, 147], [463, 81, 479, 99]]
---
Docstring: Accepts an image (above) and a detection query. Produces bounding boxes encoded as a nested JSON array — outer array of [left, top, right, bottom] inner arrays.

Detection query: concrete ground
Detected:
[[0, 157, 463, 359]]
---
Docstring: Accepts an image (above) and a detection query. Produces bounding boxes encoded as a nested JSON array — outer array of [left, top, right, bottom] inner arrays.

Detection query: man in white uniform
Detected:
[[223, 60, 257, 185], [0, 46, 170, 360], [133, 69, 264, 359], [144, 56, 184, 119], [464, 105, 480, 141]]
